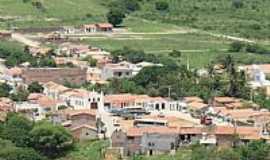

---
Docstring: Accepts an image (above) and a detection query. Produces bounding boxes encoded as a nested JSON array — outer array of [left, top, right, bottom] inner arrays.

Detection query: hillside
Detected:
[[135, 0, 270, 39], [0, 0, 107, 28], [0, 0, 269, 40], [1, 0, 270, 68]]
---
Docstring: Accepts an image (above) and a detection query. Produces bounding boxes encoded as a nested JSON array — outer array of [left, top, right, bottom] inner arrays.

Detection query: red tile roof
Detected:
[[127, 126, 179, 137]]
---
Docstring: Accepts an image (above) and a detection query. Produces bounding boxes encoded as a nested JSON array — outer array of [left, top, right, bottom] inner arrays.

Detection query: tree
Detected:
[[1, 113, 33, 147], [232, 0, 244, 9], [229, 41, 245, 52], [10, 87, 29, 102], [106, 8, 126, 27], [82, 56, 97, 67], [155, 1, 169, 11], [0, 145, 45, 160], [30, 121, 73, 158], [217, 148, 240, 160], [28, 81, 44, 93], [0, 83, 12, 97], [124, 0, 140, 12], [238, 140, 270, 160], [38, 56, 56, 67], [0, 138, 44, 160], [169, 50, 182, 58]]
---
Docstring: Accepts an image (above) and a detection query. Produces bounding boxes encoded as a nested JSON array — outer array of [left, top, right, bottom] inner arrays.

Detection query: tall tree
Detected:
[[30, 121, 73, 158]]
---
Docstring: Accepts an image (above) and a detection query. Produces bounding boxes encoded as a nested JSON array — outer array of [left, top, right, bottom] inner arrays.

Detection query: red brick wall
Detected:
[[21, 68, 87, 85]]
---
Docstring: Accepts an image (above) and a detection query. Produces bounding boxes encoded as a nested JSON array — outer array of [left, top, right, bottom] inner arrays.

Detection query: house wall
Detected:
[[127, 136, 142, 156], [141, 133, 178, 155], [68, 93, 103, 110], [70, 114, 96, 127], [21, 68, 87, 85], [216, 135, 234, 148], [72, 127, 98, 140], [101, 68, 133, 80], [111, 130, 127, 148]]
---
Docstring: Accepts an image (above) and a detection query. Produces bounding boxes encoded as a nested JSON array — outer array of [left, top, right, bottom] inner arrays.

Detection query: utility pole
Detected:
[[168, 86, 171, 98]]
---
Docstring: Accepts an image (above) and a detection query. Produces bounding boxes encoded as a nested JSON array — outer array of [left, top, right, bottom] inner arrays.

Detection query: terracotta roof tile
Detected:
[[127, 126, 179, 137]]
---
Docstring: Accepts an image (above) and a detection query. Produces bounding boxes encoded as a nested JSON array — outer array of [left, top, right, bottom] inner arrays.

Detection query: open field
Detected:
[[0, 0, 107, 28], [1, 0, 269, 69], [135, 0, 270, 39], [81, 32, 270, 68]]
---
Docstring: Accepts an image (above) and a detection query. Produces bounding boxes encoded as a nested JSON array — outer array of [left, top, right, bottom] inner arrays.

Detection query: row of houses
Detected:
[[62, 23, 113, 34], [111, 125, 267, 156]]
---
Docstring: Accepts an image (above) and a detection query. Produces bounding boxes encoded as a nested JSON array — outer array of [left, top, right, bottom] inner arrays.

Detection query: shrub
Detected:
[[155, 1, 169, 11]]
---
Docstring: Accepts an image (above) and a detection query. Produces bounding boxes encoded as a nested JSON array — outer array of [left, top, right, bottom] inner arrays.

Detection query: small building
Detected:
[[83, 24, 97, 33], [15, 93, 65, 121], [57, 109, 101, 140], [101, 62, 133, 80], [82, 23, 113, 33], [96, 23, 113, 32], [56, 42, 90, 57], [0, 30, 12, 38], [71, 124, 98, 140]]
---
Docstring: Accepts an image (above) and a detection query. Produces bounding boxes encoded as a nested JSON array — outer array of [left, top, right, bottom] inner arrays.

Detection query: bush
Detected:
[[30, 121, 73, 158], [106, 8, 126, 27], [229, 41, 245, 52], [232, 0, 244, 9], [155, 1, 169, 11]]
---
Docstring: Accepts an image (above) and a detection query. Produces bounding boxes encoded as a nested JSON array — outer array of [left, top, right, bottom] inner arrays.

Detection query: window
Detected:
[[97, 97, 100, 102], [161, 103, 165, 110], [170, 143, 175, 150], [155, 104, 160, 110]]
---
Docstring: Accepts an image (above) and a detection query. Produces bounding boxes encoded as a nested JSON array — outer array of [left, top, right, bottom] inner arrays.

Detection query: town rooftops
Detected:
[[188, 102, 208, 111], [184, 96, 204, 103], [103, 63, 133, 71], [214, 107, 263, 120], [43, 81, 70, 92], [96, 23, 113, 28], [6, 67, 22, 76], [241, 64, 270, 74], [214, 96, 240, 103], [59, 109, 97, 117], [27, 93, 62, 108], [127, 126, 179, 137], [126, 125, 262, 140], [70, 124, 97, 132], [105, 94, 149, 104]]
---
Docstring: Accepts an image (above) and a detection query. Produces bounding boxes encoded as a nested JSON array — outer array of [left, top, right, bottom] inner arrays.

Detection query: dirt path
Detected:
[[147, 48, 227, 54], [12, 33, 40, 47], [204, 31, 256, 43]]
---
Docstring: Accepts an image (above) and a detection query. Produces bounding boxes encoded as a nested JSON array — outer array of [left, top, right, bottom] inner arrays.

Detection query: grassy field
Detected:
[[1, 0, 270, 40], [81, 32, 270, 68], [0, 0, 107, 28], [57, 140, 109, 160], [135, 0, 270, 39], [1, 0, 269, 68]]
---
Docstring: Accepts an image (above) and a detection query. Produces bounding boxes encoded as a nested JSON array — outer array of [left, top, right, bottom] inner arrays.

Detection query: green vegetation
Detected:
[[0, 41, 57, 67], [0, 113, 74, 160], [135, 0, 270, 39], [133, 141, 270, 160], [57, 140, 109, 160], [0, 0, 107, 28]]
